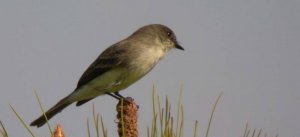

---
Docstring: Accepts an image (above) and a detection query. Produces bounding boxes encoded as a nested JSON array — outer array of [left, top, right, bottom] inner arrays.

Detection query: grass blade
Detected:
[[0, 120, 8, 137], [9, 104, 35, 137], [33, 91, 53, 135], [193, 120, 198, 137], [205, 92, 222, 137], [100, 116, 107, 137], [176, 87, 183, 137], [86, 118, 91, 137]]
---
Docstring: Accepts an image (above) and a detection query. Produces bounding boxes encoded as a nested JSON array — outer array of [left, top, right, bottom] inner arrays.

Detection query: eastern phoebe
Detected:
[[30, 24, 184, 127]]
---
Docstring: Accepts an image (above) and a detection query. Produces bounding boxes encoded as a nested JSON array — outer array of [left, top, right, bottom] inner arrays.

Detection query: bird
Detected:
[[30, 24, 184, 127]]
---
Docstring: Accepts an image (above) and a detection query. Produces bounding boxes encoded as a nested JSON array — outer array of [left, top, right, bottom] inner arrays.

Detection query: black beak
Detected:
[[175, 43, 184, 50]]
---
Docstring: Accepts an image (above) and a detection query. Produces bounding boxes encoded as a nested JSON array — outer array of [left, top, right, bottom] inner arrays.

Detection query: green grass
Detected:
[[87, 104, 108, 137], [9, 104, 35, 137], [1, 88, 279, 137], [148, 87, 221, 137], [242, 123, 279, 137], [0, 120, 8, 137]]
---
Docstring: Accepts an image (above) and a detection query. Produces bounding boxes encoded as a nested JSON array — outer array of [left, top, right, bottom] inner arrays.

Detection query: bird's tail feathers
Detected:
[[30, 96, 72, 127]]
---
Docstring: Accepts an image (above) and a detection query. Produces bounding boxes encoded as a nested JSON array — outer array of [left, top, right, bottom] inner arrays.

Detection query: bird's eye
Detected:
[[167, 32, 172, 37], [166, 31, 176, 41]]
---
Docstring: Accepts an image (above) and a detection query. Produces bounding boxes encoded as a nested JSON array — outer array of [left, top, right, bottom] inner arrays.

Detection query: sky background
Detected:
[[1, 0, 299, 137]]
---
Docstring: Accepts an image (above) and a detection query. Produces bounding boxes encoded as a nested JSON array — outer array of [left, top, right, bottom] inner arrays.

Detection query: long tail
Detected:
[[30, 96, 72, 127]]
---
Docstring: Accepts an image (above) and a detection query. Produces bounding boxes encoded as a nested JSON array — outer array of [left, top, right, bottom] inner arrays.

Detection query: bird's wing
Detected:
[[75, 43, 128, 90]]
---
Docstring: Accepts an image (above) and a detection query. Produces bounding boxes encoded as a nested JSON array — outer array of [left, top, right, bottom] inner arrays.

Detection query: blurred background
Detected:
[[0, 0, 299, 136]]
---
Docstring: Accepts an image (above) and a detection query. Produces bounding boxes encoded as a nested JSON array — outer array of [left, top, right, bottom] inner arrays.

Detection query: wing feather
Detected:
[[75, 43, 128, 90]]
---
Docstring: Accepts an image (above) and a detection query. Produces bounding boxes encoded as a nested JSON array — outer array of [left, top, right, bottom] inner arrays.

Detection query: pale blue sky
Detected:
[[0, 0, 299, 136]]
